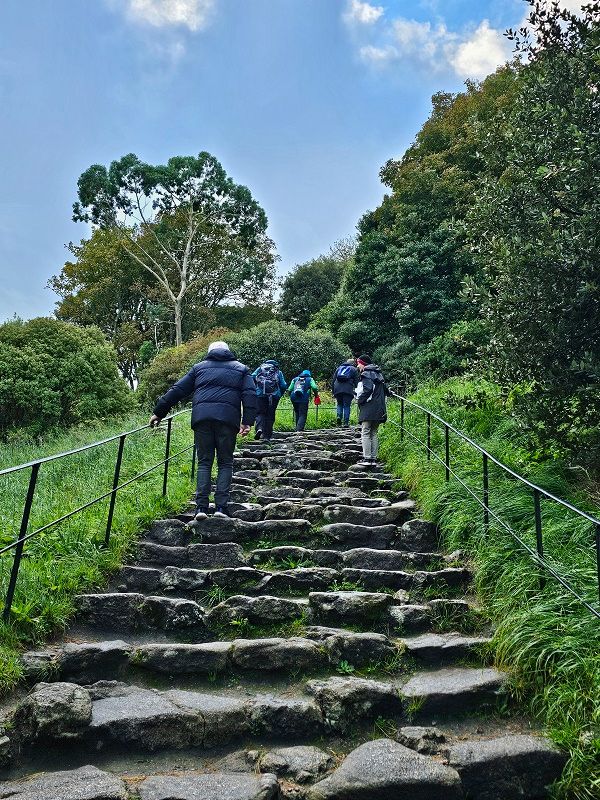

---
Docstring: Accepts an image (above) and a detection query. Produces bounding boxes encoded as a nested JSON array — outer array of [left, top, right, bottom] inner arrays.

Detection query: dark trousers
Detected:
[[335, 394, 352, 424], [255, 395, 279, 440], [292, 400, 309, 431], [194, 420, 238, 508]]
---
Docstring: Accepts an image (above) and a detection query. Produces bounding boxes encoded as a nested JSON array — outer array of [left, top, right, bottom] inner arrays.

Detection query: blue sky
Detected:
[[0, 0, 529, 321]]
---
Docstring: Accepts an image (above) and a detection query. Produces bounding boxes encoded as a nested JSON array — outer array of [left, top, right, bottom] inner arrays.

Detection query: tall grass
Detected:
[[0, 412, 195, 691], [379, 378, 600, 800]]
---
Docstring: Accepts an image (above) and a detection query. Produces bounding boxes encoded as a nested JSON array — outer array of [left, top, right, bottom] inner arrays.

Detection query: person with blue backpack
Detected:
[[331, 358, 359, 426], [287, 369, 320, 431], [251, 359, 288, 441]]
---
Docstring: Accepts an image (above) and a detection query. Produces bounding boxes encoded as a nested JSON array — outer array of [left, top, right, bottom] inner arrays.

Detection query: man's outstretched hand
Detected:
[[149, 414, 161, 428], [239, 424, 251, 436]]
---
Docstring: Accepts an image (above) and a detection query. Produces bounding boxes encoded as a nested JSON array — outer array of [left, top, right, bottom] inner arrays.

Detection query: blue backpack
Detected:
[[336, 364, 354, 382], [291, 375, 310, 401]]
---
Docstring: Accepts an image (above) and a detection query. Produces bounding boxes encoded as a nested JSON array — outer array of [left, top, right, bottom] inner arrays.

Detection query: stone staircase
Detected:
[[0, 427, 566, 799]]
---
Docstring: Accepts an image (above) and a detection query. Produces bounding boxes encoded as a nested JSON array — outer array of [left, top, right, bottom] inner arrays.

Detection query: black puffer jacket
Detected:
[[154, 348, 257, 430], [356, 363, 388, 423]]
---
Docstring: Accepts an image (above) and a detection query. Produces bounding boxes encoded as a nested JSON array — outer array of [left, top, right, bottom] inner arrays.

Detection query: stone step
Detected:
[[22, 629, 399, 683], [399, 632, 492, 663], [323, 501, 416, 527], [76, 593, 207, 634], [248, 546, 446, 572]]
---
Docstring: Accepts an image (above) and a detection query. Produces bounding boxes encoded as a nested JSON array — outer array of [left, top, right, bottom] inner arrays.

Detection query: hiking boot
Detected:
[[214, 506, 230, 518], [194, 507, 210, 520], [357, 459, 373, 467], [336, 417, 342, 426], [254, 429, 262, 440]]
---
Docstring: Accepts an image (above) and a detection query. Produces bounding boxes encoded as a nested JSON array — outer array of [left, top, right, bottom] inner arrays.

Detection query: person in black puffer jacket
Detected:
[[355, 354, 389, 466], [150, 341, 257, 519]]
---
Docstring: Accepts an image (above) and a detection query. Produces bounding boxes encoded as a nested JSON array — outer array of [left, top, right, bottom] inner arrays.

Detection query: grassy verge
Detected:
[[0, 412, 195, 692], [379, 378, 600, 800], [275, 392, 354, 431]]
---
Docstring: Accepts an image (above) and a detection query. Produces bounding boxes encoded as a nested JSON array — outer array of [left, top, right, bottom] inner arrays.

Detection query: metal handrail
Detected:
[[388, 392, 600, 618], [0, 409, 193, 622]]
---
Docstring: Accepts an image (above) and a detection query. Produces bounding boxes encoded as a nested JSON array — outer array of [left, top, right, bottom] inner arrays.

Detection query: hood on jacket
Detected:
[[363, 363, 384, 380], [205, 347, 237, 362], [300, 369, 311, 377], [264, 359, 279, 367]]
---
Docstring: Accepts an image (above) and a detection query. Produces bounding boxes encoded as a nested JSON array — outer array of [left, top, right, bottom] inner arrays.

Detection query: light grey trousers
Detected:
[[361, 420, 380, 459]]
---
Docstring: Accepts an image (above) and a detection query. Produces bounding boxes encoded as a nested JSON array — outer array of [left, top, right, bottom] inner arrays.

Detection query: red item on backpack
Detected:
[[314, 395, 321, 405]]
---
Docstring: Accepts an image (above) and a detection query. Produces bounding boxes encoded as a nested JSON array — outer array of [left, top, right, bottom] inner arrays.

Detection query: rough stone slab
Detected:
[[230, 637, 328, 671], [349, 497, 391, 508], [310, 486, 365, 499], [340, 567, 413, 591], [447, 734, 567, 800], [165, 690, 249, 746], [76, 593, 206, 632], [305, 738, 462, 800], [412, 568, 472, 590], [401, 667, 507, 714], [387, 604, 432, 633], [306, 676, 402, 731], [324, 501, 415, 527], [186, 544, 247, 569], [398, 726, 446, 755], [304, 627, 396, 667], [138, 773, 279, 800], [206, 595, 309, 627], [309, 591, 391, 624], [401, 633, 491, 663], [342, 548, 443, 571], [255, 567, 338, 594], [233, 457, 261, 470], [90, 687, 201, 749], [248, 695, 323, 738], [248, 546, 342, 569], [398, 519, 440, 552], [248, 745, 334, 783], [0, 765, 127, 800], [208, 567, 267, 591], [138, 542, 189, 567], [131, 642, 232, 674], [143, 519, 192, 547], [57, 641, 132, 683], [116, 566, 164, 593], [14, 682, 92, 741], [319, 523, 396, 549]]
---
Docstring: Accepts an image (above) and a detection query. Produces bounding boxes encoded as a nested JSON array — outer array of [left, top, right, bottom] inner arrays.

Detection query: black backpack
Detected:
[[256, 363, 279, 396]]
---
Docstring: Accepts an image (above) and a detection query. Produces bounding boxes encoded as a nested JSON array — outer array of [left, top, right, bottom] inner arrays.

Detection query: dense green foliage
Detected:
[[0, 412, 194, 691], [72, 151, 276, 345], [279, 239, 354, 328], [0, 318, 133, 437], [138, 321, 349, 402], [380, 379, 600, 799], [468, 2, 600, 462]]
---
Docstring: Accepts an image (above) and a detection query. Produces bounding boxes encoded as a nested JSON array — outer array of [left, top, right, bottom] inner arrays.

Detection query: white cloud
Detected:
[[343, 0, 384, 26], [450, 21, 512, 80], [120, 0, 215, 31], [359, 44, 398, 64]]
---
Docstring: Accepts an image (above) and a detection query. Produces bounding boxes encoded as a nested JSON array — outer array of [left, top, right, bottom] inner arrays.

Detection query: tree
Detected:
[[278, 239, 354, 328], [73, 152, 277, 345], [0, 318, 133, 436], [49, 229, 158, 387], [469, 0, 600, 459]]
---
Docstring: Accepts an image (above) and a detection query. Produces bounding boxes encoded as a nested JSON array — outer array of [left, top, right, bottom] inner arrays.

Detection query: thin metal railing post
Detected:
[[400, 398, 405, 441], [3, 463, 40, 622], [162, 417, 173, 497], [444, 424, 450, 482], [534, 489, 545, 590], [104, 434, 126, 546], [483, 453, 489, 534], [596, 524, 600, 604], [191, 441, 197, 481], [426, 413, 431, 461]]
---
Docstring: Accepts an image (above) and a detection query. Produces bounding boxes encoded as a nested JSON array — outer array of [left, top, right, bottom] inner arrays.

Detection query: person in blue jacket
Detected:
[[150, 341, 256, 519], [251, 359, 287, 441]]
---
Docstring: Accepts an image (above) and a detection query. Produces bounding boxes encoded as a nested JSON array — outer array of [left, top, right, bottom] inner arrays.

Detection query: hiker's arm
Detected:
[[279, 373, 288, 393], [287, 379, 294, 393], [152, 368, 195, 422], [311, 378, 319, 395], [356, 376, 373, 405], [241, 371, 258, 428]]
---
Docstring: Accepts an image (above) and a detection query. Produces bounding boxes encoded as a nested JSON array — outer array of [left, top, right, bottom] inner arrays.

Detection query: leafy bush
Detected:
[[138, 321, 350, 402], [137, 328, 231, 404], [0, 318, 133, 436]]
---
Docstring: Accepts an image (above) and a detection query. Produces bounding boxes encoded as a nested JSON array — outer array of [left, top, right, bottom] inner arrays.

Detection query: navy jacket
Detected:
[[356, 364, 389, 423], [154, 348, 257, 430], [331, 364, 359, 397]]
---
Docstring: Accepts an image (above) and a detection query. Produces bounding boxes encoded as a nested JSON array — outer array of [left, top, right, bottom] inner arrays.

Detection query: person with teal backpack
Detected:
[[287, 369, 320, 431]]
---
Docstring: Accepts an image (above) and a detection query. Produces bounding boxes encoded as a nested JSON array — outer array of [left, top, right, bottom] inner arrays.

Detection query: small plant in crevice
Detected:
[[336, 660, 356, 675]]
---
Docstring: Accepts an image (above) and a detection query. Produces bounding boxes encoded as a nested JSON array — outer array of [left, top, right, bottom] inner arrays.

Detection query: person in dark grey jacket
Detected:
[[355, 354, 389, 466], [331, 358, 359, 426], [150, 341, 256, 519]]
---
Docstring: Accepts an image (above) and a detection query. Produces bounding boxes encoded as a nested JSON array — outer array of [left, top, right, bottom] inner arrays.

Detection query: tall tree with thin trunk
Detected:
[[73, 152, 276, 345]]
